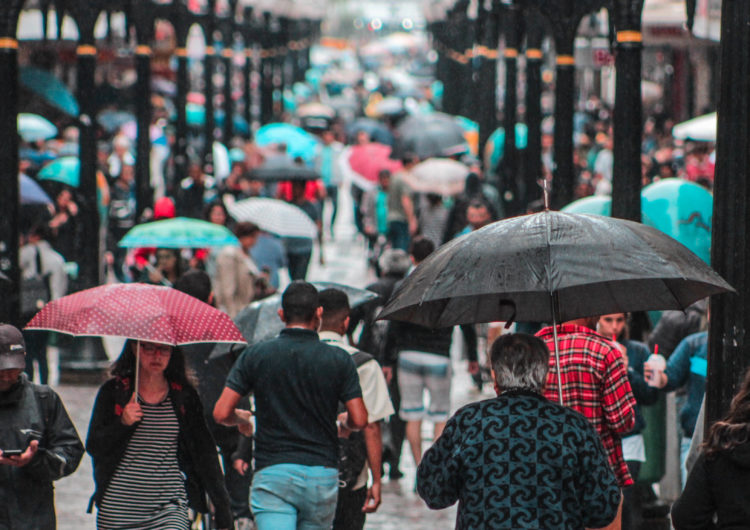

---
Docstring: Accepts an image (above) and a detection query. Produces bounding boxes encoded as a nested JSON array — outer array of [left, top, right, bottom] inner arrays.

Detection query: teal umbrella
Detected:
[[18, 113, 57, 142], [20, 66, 79, 117], [484, 124, 529, 172], [561, 195, 612, 216], [642, 178, 712, 264], [37, 156, 80, 187], [185, 104, 250, 135], [255, 123, 320, 163], [118, 217, 240, 249]]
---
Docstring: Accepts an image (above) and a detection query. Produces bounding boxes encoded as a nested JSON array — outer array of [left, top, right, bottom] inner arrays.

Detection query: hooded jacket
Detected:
[[671, 440, 750, 529], [0, 374, 84, 530]]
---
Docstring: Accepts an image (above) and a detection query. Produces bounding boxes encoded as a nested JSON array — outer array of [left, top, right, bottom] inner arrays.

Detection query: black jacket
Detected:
[[0, 374, 84, 530], [671, 441, 750, 529], [86, 376, 233, 528]]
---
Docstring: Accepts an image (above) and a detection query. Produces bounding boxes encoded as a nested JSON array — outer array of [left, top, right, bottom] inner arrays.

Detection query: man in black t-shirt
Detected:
[[214, 281, 368, 530]]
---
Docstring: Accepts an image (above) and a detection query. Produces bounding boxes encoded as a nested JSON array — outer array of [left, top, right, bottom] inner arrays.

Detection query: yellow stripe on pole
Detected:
[[617, 30, 642, 43], [135, 45, 152, 56], [205, 46, 215, 56], [0, 37, 18, 49], [526, 48, 543, 60], [556, 55, 575, 66], [77, 44, 97, 56], [504, 48, 518, 58], [175, 47, 188, 57], [222, 49, 233, 58]]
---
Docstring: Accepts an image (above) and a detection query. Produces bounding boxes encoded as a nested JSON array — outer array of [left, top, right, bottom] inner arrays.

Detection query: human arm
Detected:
[[601, 347, 636, 435], [670, 454, 717, 530], [459, 324, 479, 374], [416, 413, 461, 509], [86, 380, 137, 462], [401, 192, 418, 235], [213, 387, 254, 437], [626, 343, 659, 406], [362, 421, 382, 513], [659, 335, 696, 391], [231, 435, 253, 476], [341, 397, 368, 431]]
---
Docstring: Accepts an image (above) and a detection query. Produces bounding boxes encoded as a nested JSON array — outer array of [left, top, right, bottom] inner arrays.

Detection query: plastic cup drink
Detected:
[[645, 345, 666, 387]]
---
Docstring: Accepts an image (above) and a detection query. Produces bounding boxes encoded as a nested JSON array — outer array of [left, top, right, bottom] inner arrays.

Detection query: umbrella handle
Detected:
[[550, 293, 564, 405], [134, 340, 140, 403]]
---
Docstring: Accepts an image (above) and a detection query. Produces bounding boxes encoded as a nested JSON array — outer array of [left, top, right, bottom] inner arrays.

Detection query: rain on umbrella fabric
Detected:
[[118, 217, 240, 249], [228, 198, 318, 239], [379, 210, 733, 328], [25, 283, 246, 346]]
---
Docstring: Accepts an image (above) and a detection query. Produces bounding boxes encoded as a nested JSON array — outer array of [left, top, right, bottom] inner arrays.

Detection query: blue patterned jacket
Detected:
[[417, 389, 621, 529]]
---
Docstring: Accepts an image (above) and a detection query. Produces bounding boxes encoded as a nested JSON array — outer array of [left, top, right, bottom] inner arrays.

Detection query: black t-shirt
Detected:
[[225, 328, 362, 470]]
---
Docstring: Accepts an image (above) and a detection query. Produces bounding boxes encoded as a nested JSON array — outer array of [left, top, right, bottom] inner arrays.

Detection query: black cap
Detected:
[[0, 325, 26, 370]]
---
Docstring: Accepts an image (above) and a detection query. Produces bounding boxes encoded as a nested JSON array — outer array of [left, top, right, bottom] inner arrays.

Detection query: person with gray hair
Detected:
[[417, 333, 621, 529]]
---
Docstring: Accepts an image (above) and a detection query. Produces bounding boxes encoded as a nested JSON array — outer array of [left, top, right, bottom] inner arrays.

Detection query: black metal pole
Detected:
[[203, 0, 216, 169], [260, 12, 274, 125], [0, 2, 23, 325], [173, 4, 191, 181], [222, 45, 234, 143], [134, 45, 153, 220], [550, 39, 576, 210], [500, 3, 521, 216], [75, 39, 101, 288], [610, 0, 643, 222], [477, 2, 499, 156], [242, 7, 254, 135], [707, 0, 750, 425], [524, 9, 545, 207]]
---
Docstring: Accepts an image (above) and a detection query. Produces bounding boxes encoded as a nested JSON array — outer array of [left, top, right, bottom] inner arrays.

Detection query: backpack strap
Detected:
[[351, 350, 373, 369]]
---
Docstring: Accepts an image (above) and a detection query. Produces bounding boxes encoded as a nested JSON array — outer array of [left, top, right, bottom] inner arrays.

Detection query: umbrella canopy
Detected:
[[346, 118, 394, 146], [249, 155, 321, 182], [379, 210, 733, 328], [405, 158, 469, 196], [642, 178, 713, 264], [255, 123, 320, 163], [25, 283, 246, 346], [371, 97, 406, 118], [672, 112, 716, 142], [96, 110, 136, 133], [454, 116, 479, 156], [212, 282, 379, 356], [20, 174, 52, 205], [37, 156, 80, 187], [347, 143, 403, 185], [20, 66, 79, 117], [228, 198, 317, 239], [213, 142, 231, 181], [395, 113, 470, 159], [297, 102, 335, 119], [561, 195, 612, 216], [18, 113, 57, 142], [118, 217, 240, 249]]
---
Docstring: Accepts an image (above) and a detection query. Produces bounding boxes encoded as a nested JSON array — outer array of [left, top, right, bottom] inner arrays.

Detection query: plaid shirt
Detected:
[[537, 324, 636, 487]]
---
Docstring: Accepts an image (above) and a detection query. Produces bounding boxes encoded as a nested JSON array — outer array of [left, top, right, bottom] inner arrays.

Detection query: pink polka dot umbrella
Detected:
[[25, 283, 246, 347]]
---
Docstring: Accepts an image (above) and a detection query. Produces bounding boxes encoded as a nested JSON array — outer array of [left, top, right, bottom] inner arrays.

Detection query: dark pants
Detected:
[[219, 448, 253, 520], [22, 329, 48, 384], [384, 365, 406, 475], [287, 251, 312, 281], [622, 460, 642, 530], [333, 486, 367, 530], [326, 185, 339, 235], [387, 221, 410, 251]]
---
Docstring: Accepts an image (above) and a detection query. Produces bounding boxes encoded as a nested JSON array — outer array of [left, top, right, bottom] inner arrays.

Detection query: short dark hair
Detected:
[[234, 222, 259, 238], [319, 288, 350, 328], [281, 281, 319, 323], [409, 236, 435, 263], [490, 333, 550, 391], [173, 270, 212, 304]]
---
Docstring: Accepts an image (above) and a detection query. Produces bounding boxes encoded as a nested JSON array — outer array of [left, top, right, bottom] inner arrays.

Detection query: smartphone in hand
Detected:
[[2, 449, 24, 456]]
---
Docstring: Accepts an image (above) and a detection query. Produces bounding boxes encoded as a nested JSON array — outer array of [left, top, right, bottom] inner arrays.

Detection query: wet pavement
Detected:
[[50, 191, 492, 528]]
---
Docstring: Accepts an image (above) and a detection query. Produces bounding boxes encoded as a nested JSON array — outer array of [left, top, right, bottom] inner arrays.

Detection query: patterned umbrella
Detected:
[[26, 283, 246, 346], [118, 217, 240, 249], [228, 198, 317, 238]]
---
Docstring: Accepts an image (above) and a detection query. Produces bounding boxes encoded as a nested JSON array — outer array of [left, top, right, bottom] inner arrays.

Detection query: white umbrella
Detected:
[[228, 198, 317, 239], [672, 112, 716, 142], [405, 158, 470, 196]]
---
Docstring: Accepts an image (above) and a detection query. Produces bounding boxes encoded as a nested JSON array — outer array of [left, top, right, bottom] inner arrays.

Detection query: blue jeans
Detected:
[[251, 464, 339, 530], [387, 220, 410, 251]]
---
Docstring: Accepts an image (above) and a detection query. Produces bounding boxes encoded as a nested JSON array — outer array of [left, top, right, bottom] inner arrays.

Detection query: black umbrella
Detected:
[[249, 155, 321, 182], [346, 118, 394, 146], [378, 211, 734, 401], [210, 282, 379, 359], [393, 113, 469, 159]]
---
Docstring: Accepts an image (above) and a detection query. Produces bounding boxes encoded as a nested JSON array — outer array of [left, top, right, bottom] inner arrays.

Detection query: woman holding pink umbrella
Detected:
[[86, 339, 233, 529]]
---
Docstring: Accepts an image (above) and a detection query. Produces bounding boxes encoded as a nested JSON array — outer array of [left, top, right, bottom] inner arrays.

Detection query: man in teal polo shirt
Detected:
[[214, 281, 368, 529]]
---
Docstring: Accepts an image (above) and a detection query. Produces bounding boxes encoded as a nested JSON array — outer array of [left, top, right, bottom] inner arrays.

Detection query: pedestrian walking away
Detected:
[[319, 288, 395, 530], [214, 281, 368, 530], [0, 324, 84, 530], [86, 340, 233, 529], [417, 333, 621, 529]]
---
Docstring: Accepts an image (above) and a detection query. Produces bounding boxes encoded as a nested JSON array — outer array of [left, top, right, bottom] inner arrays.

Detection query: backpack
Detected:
[[20, 247, 51, 317], [338, 350, 373, 491]]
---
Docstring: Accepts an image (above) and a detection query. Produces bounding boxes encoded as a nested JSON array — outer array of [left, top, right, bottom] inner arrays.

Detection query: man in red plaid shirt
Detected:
[[537, 317, 636, 527]]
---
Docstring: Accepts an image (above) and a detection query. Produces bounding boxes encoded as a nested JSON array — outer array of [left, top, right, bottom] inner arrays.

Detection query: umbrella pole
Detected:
[[550, 293, 564, 405], [135, 340, 141, 402]]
